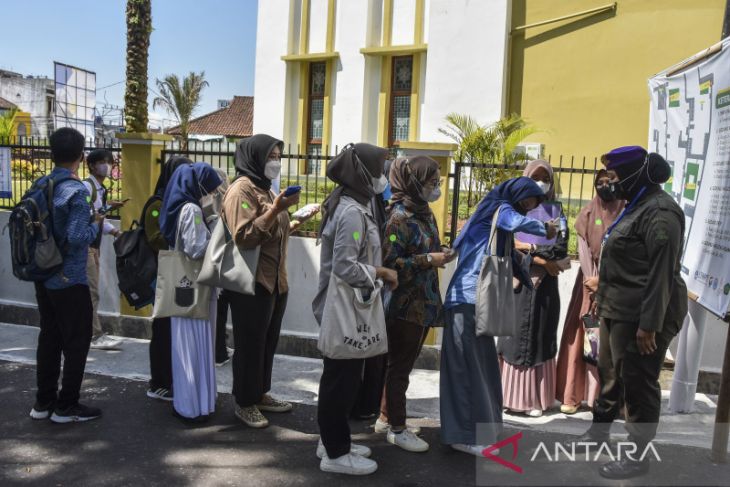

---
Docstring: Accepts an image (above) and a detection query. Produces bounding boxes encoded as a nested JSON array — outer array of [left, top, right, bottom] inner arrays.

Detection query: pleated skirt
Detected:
[[499, 357, 556, 412]]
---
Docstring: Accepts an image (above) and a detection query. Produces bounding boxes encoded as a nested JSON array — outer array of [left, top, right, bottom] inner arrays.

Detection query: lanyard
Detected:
[[598, 186, 647, 269]]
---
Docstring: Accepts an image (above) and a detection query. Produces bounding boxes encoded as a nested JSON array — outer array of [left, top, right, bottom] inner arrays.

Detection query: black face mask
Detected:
[[596, 184, 616, 202]]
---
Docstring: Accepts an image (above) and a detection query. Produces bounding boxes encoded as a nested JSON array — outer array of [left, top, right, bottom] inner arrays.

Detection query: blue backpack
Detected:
[[7, 174, 74, 282]]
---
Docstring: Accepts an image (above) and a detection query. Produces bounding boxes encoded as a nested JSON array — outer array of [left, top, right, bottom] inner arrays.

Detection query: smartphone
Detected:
[[581, 313, 600, 328], [284, 185, 302, 197], [98, 204, 114, 215]]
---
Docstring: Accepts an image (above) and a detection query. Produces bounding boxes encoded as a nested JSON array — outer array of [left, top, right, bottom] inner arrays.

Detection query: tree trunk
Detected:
[[124, 0, 151, 133], [723, 0, 730, 39]]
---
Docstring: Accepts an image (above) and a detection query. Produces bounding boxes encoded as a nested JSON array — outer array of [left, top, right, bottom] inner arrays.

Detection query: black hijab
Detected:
[[234, 134, 284, 191], [319, 142, 389, 236], [154, 156, 193, 197]]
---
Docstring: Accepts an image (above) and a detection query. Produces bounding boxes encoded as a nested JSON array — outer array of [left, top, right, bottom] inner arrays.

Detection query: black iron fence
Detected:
[[0, 136, 123, 218], [159, 141, 605, 250]]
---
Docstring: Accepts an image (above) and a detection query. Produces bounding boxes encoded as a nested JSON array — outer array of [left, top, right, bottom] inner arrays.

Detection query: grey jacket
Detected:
[[312, 196, 382, 324]]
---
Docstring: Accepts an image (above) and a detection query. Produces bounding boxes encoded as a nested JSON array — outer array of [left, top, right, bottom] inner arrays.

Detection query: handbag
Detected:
[[582, 313, 600, 365], [475, 208, 523, 337], [152, 219, 212, 319], [197, 213, 259, 295], [317, 205, 388, 359]]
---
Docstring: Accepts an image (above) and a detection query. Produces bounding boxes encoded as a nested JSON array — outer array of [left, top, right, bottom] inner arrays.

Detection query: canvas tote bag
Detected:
[[197, 212, 259, 295], [152, 219, 212, 319], [317, 205, 388, 359], [475, 207, 522, 337]]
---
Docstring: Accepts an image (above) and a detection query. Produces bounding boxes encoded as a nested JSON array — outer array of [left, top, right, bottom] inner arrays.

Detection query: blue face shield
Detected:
[[381, 180, 392, 201]]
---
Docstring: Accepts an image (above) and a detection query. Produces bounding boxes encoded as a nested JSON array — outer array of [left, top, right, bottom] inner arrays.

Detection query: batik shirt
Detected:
[[383, 203, 443, 327]]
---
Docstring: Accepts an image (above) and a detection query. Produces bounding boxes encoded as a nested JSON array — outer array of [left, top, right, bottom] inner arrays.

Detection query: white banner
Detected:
[[0, 147, 11, 199], [648, 40, 730, 318]]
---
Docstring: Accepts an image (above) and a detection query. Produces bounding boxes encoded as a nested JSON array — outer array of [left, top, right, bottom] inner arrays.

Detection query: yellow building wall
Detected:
[[12, 111, 31, 138], [509, 0, 725, 162]]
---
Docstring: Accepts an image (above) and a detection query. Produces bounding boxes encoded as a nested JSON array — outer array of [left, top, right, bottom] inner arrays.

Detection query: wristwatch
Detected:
[[426, 254, 433, 265]]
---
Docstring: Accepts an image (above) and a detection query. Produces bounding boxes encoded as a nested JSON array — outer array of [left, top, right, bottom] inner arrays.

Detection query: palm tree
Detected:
[[0, 108, 18, 142], [153, 72, 209, 147], [124, 0, 152, 133]]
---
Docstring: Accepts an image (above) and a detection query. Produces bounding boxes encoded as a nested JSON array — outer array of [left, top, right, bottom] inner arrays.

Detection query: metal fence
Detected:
[[160, 141, 605, 248], [0, 136, 123, 218]]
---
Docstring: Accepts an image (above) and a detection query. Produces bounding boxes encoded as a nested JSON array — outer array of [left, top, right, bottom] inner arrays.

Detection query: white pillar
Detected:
[[669, 299, 707, 413]]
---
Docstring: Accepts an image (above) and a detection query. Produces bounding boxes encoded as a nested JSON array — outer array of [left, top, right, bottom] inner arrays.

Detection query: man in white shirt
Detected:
[[83, 150, 124, 350]]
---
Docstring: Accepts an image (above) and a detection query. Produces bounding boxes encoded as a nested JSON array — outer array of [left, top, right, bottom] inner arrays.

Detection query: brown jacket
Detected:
[[222, 176, 290, 294]]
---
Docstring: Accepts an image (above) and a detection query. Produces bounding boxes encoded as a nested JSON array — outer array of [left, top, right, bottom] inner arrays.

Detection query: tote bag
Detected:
[[152, 222, 212, 320], [475, 208, 522, 337], [317, 205, 388, 359], [197, 215, 259, 295]]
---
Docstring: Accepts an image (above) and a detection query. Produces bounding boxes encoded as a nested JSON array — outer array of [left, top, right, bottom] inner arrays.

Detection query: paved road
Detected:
[[1, 361, 729, 486]]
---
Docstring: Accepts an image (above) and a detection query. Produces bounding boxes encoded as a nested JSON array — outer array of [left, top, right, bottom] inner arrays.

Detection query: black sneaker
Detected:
[[29, 400, 56, 420], [147, 387, 174, 402], [50, 403, 102, 424]]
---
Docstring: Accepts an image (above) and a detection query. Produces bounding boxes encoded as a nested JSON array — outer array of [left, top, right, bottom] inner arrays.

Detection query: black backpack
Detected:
[[114, 196, 160, 309], [8, 174, 74, 282]]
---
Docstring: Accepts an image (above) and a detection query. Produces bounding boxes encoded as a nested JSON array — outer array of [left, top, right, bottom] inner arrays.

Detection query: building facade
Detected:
[[0, 70, 54, 139], [253, 0, 510, 172]]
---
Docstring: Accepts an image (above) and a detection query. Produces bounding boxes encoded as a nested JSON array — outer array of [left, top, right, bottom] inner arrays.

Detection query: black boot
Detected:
[[599, 458, 650, 479], [562, 423, 611, 450]]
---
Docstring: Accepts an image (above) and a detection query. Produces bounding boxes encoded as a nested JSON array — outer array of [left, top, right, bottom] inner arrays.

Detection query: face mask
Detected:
[[95, 163, 110, 178], [535, 181, 551, 194], [372, 174, 388, 194], [264, 160, 281, 180], [596, 184, 616, 202], [424, 185, 441, 202]]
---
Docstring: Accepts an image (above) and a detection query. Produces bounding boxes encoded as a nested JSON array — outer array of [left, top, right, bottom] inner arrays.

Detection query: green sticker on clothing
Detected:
[[195, 216, 202, 225], [86, 196, 92, 203], [242, 202, 250, 209], [595, 218, 603, 226], [353, 231, 361, 241], [389, 234, 397, 242], [152, 210, 159, 218]]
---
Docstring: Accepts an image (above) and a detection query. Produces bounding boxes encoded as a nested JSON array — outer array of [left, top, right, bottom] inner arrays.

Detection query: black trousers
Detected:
[[215, 291, 231, 363], [592, 319, 676, 447], [228, 284, 288, 407], [149, 317, 172, 390], [35, 283, 93, 409], [350, 354, 386, 419], [318, 357, 365, 458]]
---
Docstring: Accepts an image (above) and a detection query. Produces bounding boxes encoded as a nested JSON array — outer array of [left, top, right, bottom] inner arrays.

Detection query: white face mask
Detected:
[[372, 174, 388, 194], [264, 160, 281, 180], [535, 181, 551, 194], [425, 185, 442, 202], [95, 163, 110, 178]]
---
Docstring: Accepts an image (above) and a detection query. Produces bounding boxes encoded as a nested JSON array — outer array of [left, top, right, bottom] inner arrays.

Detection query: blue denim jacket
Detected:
[[44, 167, 99, 289]]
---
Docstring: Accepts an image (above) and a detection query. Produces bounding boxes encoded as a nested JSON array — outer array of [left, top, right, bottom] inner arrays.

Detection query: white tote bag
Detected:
[[197, 216, 259, 295], [152, 224, 212, 320], [317, 264, 388, 359], [474, 207, 523, 337]]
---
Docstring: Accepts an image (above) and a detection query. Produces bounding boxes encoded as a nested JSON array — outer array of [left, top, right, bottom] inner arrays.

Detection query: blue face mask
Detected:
[[381, 180, 392, 201]]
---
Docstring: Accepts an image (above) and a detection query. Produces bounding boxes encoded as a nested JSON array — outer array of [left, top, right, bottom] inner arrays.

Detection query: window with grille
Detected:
[[388, 56, 413, 147], [306, 62, 326, 174]]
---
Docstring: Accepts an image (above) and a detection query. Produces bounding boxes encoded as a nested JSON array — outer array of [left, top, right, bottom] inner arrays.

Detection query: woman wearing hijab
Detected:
[[442, 177, 557, 456], [222, 134, 308, 429], [159, 162, 223, 421], [498, 160, 569, 417], [376, 156, 453, 453], [555, 170, 624, 414], [313, 143, 398, 476], [145, 156, 193, 402]]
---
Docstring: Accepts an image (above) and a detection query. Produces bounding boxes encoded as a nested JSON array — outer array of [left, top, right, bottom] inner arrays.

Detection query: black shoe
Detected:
[[172, 408, 210, 424], [599, 458, 650, 479], [50, 403, 102, 424], [563, 425, 611, 450], [29, 399, 56, 420]]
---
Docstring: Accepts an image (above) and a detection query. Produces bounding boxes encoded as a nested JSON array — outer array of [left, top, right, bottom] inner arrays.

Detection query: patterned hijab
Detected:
[[389, 156, 440, 215]]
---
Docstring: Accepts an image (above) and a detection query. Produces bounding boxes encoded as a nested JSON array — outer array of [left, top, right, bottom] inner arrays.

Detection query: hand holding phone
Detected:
[[284, 185, 302, 197]]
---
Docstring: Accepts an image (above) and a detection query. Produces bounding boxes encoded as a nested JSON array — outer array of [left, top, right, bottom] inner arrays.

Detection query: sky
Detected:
[[0, 0, 258, 128]]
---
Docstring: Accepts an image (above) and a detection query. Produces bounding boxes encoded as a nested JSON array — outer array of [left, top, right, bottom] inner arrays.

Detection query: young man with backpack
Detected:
[[82, 149, 124, 350], [29, 128, 104, 423]]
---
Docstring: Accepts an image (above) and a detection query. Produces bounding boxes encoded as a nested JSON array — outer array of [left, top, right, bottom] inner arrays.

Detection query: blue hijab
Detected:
[[453, 176, 545, 249], [160, 162, 222, 246]]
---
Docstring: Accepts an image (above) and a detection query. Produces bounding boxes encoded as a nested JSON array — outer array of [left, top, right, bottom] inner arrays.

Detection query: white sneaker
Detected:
[[316, 439, 371, 459], [527, 409, 544, 418], [373, 417, 422, 435], [319, 452, 378, 475], [90, 334, 122, 350], [387, 429, 429, 452], [451, 444, 499, 457]]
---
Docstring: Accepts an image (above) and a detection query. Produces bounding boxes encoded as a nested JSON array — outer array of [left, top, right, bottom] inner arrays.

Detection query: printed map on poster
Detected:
[[648, 40, 730, 317]]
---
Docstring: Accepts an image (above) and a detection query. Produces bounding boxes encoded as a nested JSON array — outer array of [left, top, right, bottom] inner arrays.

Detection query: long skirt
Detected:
[[171, 295, 217, 418], [440, 304, 503, 446], [555, 269, 600, 408], [500, 358, 557, 412]]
